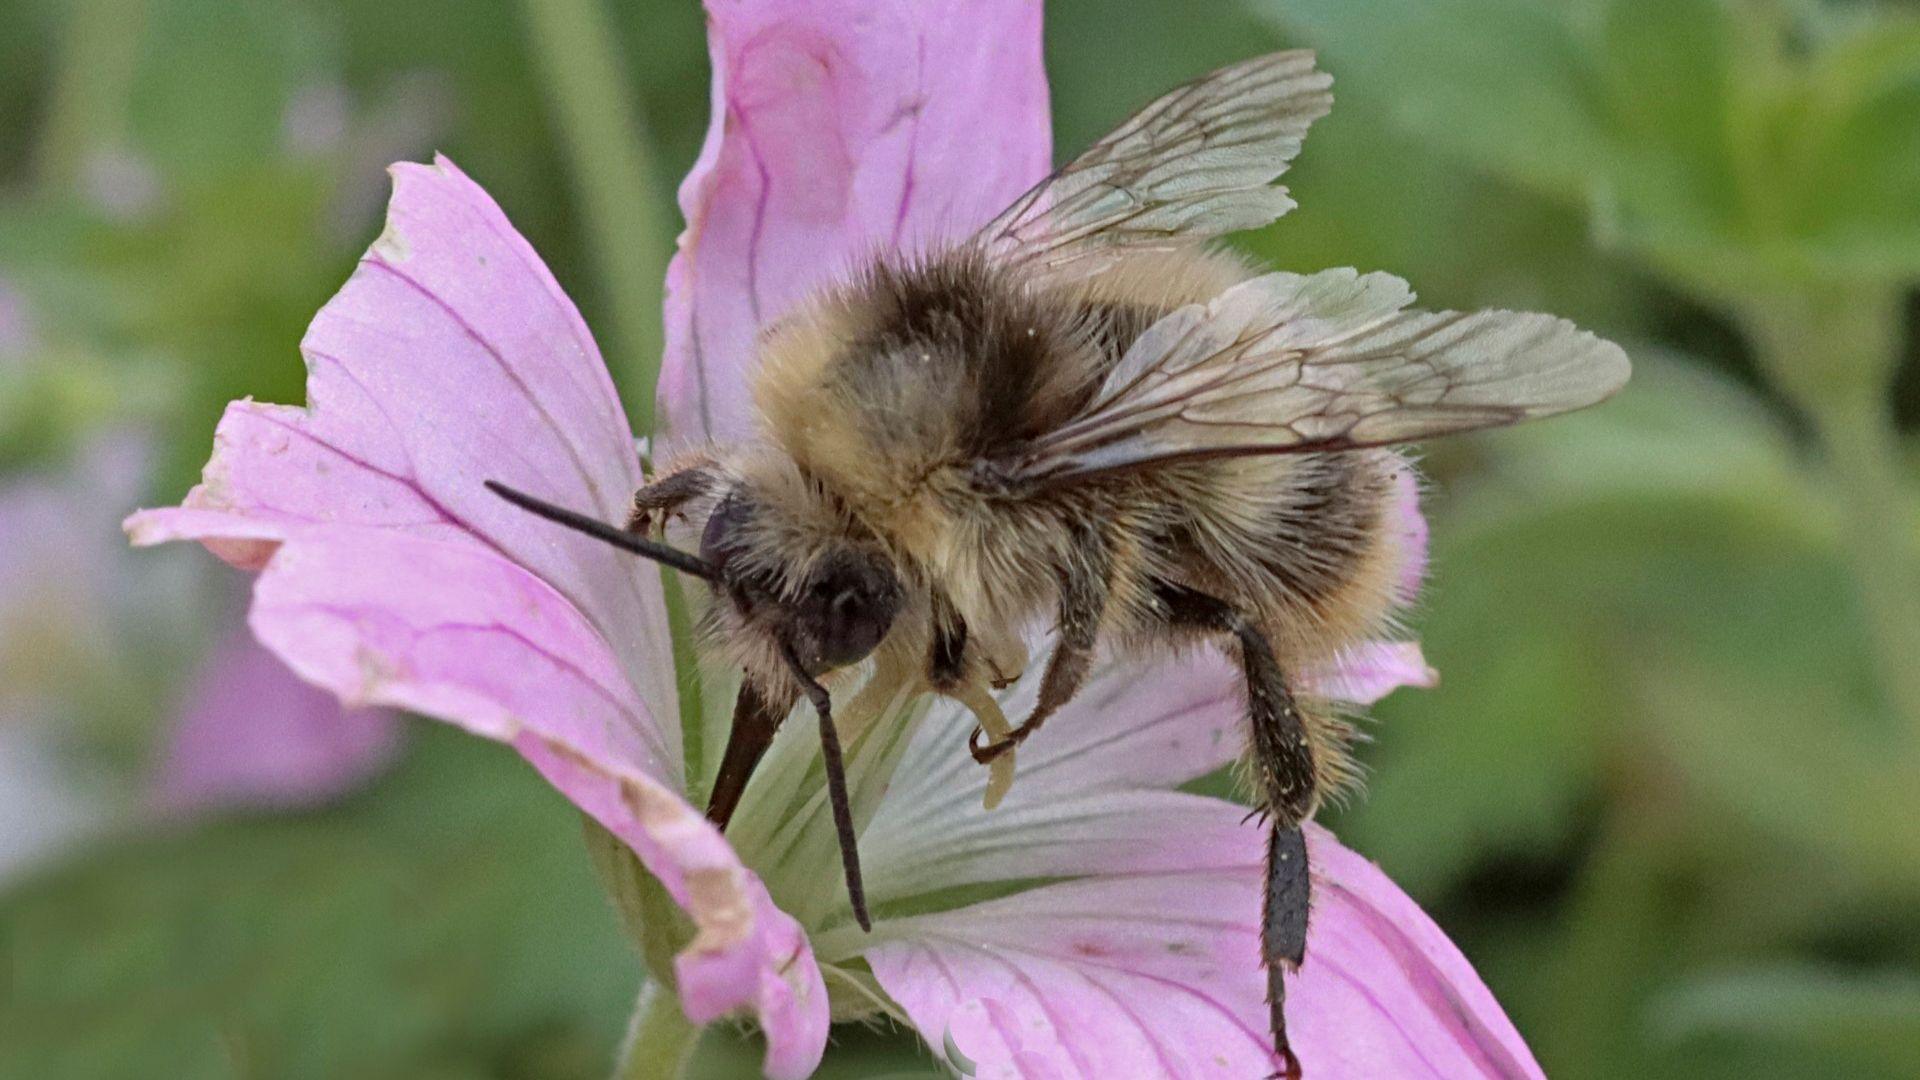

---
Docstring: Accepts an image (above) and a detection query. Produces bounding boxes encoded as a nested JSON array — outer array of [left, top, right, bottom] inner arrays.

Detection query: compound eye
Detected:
[[698, 490, 754, 572], [831, 588, 863, 619], [801, 557, 900, 670]]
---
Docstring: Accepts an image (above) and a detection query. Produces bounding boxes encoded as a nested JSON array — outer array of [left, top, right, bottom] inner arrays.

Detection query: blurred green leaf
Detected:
[[0, 725, 639, 1080], [1269, 0, 1612, 198], [1652, 965, 1920, 1079], [1642, 655, 1920, 897], [1333, 357, 1822, 893], [126, 0, 329, 185], [686, 1024, 944, 1080], [1264, 0, 1920, 291], [1252, 68, 1640, 331]]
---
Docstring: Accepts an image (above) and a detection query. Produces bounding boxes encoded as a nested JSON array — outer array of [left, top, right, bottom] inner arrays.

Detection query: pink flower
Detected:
[[0, 425, 396, 814], [127, 2, 1540, 1076], [151, 619, 400, 814]]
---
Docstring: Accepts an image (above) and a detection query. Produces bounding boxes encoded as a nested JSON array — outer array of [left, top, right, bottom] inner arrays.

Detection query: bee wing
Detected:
[[991, 270, 1631, 486], [975, 51, 1332, 279]]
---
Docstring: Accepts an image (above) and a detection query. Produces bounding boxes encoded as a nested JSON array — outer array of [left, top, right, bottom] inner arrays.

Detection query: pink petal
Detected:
[[859, 651, 1245, 900], [862, 642, 1435, 899], [1301, 641, 1438, 707], [245, 529, 827, 1078], [658, 0, 1051, 443], [125, 163, 827, 1074], [151, 621, 400, 814], [1292, 827, 1545, 1079], [125, 156, 678, 771], [871, 864, 1276, 1078], [867, 816, 1542, 1080]]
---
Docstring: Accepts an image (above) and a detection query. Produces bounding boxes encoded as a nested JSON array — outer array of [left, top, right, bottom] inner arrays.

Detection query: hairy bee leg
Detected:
[[1264, 824, 1311, 1080], [625, 458, 718, 533], [777, 641, 872, 933], [969, 522, 1111, 765], [1156, 582, 1314, 1079], [706, 678, 798, 832]]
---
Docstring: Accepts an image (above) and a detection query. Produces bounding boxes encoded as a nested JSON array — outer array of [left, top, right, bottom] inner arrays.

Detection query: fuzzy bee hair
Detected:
[[727, 242, 1417, 802], [493, 49, 1628, 1078]]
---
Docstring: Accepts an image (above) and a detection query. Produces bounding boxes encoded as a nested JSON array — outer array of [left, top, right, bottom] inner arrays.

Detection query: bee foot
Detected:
[[968, 725, 1026, 764]]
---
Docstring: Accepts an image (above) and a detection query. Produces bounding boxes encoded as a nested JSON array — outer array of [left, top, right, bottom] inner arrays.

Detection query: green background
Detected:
[[2, 0, 1917, 1077]]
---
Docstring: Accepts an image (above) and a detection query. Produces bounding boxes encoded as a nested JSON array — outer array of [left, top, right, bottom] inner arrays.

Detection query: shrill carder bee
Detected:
[[488, 50, 1629, 1076]]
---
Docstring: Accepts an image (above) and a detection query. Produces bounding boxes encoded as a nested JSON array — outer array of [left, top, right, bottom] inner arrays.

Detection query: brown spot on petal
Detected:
[[608, 775, 754, 955], [207, 536, 279, 571], [371, 216, 412, 263], [684, 866, 754, 953], [618, 773, 695, 831]]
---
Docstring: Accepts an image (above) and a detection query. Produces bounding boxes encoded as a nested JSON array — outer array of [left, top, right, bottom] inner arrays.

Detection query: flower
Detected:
[[0, 424, 397, 818], [127, 1, 1544, 1076], [150, 620, 400, 814], [0, 424, 394, 890]]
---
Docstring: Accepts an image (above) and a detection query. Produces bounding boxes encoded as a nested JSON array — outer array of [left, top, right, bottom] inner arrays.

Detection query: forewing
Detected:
[[994, 270, 1631, 486], [975, 51, 1332, 279]]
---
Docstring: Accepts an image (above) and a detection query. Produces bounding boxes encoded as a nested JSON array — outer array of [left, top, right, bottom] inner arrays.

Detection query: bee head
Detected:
[[701, 487, 903, 676]]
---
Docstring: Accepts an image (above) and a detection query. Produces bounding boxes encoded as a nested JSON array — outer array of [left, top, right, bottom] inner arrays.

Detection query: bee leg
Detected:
[[1156, 581, 1314, 1080], [625, 457, 717, 534], [705, 678, 798, 832], [776, 641, 873, 933], [966, 526, 1110, 765]]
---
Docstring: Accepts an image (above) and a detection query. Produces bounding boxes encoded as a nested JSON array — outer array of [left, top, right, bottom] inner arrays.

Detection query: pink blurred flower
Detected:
[[127, 2, 1539, 1076], [0, 425, 393, 886], [151, 620, 400, 814], [0, 428, 396, 790]]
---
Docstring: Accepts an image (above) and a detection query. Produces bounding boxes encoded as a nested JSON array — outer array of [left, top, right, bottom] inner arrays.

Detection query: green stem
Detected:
[[661, 569, 708, 804], [1740, 287, 1920, 732], [1806, 394, 1920, 730], [613, 980, 701, 1080], [518, 0, 673, 429], [1538, 804, 1677, 1080], [37, 0, 148, 194]]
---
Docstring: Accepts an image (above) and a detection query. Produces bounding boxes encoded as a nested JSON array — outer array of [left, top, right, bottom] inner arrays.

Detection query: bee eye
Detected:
[[794, 555, 900, 671]]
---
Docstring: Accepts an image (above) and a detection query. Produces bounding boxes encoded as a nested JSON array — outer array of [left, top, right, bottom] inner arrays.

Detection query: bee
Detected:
[[489, 50, 1628, 1077]]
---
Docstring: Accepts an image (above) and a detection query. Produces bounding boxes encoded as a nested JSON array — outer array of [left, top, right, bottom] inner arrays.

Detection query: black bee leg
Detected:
[[705, 678, 798, 832], [776, 641, 872, 933], [1156, 581, 1314, 1079], [969, 524, 1110, 764], [625, 458, 717, 534]]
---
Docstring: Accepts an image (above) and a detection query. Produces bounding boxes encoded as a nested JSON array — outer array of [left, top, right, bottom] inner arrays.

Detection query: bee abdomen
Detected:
[[1152, 450, 1408, 661]]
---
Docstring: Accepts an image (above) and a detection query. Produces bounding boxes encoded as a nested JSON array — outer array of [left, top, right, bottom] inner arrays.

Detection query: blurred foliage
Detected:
[[1, 0, 1917, 1078], [0, 726, 638, 1080]]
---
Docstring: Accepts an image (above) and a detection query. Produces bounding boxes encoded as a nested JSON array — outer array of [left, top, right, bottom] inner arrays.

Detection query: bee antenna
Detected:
[[484, 480, 721, 582], [777, 641, 872, 933]]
